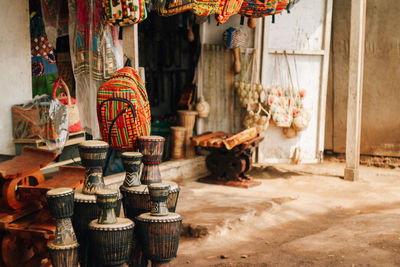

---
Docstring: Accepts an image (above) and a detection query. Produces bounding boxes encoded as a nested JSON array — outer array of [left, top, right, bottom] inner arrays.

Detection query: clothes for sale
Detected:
[[68, 0, 123, 138], [30, 11, 59, 97]]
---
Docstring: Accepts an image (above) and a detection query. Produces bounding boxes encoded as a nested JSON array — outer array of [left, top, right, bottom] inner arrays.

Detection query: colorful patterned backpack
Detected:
[[103, 0, 147, 25], [215, 0, 244, 24], [97, 67, 151, 151]]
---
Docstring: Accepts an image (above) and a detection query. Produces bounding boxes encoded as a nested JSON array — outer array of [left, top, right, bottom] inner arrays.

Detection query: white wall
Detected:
[[258, 0, 332, 163], [0, 0, 32, 154]]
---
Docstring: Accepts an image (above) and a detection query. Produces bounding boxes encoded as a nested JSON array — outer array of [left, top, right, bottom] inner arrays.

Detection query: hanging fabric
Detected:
[[68, 0, 123, 138], [40, 0, 69, 48], [30, 11, 59, 97]]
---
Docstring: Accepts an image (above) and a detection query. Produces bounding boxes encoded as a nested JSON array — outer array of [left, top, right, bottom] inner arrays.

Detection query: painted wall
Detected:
[[325, 0, 400, 157], [0, 0, 32, 154]]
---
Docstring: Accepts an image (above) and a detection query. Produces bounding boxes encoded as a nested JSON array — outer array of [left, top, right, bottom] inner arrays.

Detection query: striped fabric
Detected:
[[97, 67, 151, 151]]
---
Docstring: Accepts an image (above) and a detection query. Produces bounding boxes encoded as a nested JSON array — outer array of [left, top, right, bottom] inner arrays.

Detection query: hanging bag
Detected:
[[239, 0, 278, 18], [265, 52, 293, 128], [215, 0, 244, 24], [155, 0, 194, 16], [291, 53, 310, 131], [103, 0, 147, 25], [192, 0, 220, 16], [52, 77, 82, 133]]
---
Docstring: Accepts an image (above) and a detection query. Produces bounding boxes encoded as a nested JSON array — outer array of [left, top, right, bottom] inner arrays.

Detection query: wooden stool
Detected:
[[0, 147, 58, 210]]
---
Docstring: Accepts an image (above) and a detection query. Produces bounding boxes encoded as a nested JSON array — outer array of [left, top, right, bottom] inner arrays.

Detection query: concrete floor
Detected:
[[168, 161, 400, 266]]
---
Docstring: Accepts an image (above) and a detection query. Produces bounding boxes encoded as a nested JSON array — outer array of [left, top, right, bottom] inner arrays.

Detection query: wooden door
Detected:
[[258, 0, 333, 163]]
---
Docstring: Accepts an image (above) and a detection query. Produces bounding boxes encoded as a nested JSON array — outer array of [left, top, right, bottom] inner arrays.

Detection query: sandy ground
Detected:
[[169, 161, 400, 266]]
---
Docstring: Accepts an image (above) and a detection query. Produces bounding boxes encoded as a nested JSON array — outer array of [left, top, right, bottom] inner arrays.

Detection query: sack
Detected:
[[12, 95, 69, 152], [103, 0, 147, 25], [239, 0, 278, 18], [52, 77, 82, 133], [156, 0, 194, 16], [216, 0, 244, 24], [97, 67, 151, 151], [192, 0, 220, 16]]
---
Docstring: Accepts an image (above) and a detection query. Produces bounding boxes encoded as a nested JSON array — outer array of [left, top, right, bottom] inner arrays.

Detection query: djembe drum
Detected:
[[138, 136, 165, 184], [136, 183, 183, 267], [177, 110, 198, 158], [120, 152, 180, 267], [74, 140, 119, 267], [78, 140, 109, 194], [89, 189, 134, 267], [46, 188, 79, 267], [120, 181, 180, 220], [121, 152, 143, 187]]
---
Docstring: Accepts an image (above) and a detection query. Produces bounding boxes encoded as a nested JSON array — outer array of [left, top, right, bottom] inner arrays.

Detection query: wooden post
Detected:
[[123, 24, 139, 70], [344, 0, 367, 181]]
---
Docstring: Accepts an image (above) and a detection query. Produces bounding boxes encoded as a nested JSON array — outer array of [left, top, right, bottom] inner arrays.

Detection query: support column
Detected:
[[123, 24, 139, 70], [344, 0, 367, 181]]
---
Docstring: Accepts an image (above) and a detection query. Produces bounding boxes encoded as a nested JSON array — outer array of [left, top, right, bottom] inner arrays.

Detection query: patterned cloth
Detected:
[[30, 12, 59, 97], [68, 0, 123, 138], [97, 67, 151, 151]]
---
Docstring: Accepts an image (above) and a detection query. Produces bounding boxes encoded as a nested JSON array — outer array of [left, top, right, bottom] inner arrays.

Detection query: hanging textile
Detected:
[[68, 0, 123, 137], [40, 0, 69, 48], [30, 11, 59, 97]]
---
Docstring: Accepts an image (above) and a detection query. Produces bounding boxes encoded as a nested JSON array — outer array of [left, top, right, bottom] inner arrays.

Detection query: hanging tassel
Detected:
[[119, 27, 123, 40], [272, 14, 275, 23], [240, 16, 245, 25]]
